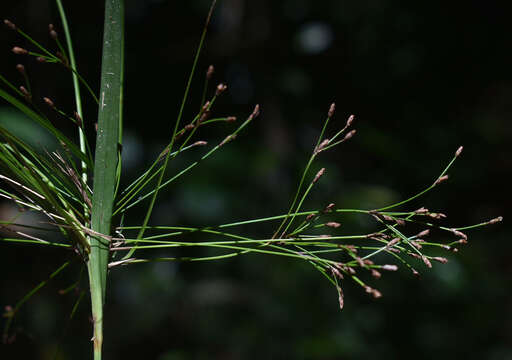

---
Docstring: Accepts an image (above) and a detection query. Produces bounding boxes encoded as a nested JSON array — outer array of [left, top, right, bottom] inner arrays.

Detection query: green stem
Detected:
[[55, 0, 88, 203]]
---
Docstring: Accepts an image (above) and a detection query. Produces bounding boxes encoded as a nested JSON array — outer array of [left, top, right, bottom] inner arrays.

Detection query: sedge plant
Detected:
[[0, 1, 502, 358]]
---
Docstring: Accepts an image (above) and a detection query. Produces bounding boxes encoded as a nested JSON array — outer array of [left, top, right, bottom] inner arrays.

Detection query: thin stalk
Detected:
[[55, 0, 88, 205], [124, 1, 217, 260]]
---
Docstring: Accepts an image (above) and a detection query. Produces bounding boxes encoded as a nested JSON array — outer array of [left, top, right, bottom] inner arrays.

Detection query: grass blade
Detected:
[[87, 0, 124, 358]]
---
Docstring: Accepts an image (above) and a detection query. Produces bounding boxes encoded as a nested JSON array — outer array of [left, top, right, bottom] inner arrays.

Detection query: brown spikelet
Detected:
[[488, 216, 503, 225], [215, 83, 227, 96], [49, 24, 58, 40], [199, 110, 210, 124], [434, 174, 449, 185], [371, 269, 382, 279], [416, 229, 430, 238], [19, 86, 31, 102], [313, 168, 325, 184], [429, 212, 447, 220], [207, 65, 215, 79], [432, 257, 448, 264], [346, 114, 355, 127], [343, 129, 356, 141], [220, 134, 236, 147], [323, 203, 335, 212], [315, 138, 330, 154], [382, 264, 398, 271], [19, 86, 29, 96], [249, 104, 260, 120], [372, 289, 382, 299], [325, 221, 341, 228], [337, 286, 344, 310], [226, 116, 237, 122], [414, 207, 429, 214], [386, 238, 400, 248], [356, 257, 365, 267], [450, 229, 468, 241], [455, 146, 463, 157], [328, 102, 335, 118], [15, 64, 25, 74], [422, 256, 432, 268], [43, 97, 55, 108], [12, 46, 28, 55], [4, 19, 16, 30]]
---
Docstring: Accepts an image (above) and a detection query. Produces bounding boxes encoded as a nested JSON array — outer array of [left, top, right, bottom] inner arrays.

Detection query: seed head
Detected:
[[220, 134, 236, 147], [323, 203, 335, 212], [15, 64, 25, 74], [325, 221, 341, 228], [328, 102, 335, 118], [43, 97, 55, 108], [346, 114, 355, 127], [19, 86, 29, 96], [371, 289, 382, 299], [432, 257, 448, 264], [422, 256, 432, 268], [226, 116, 237, 122], [313, 167, 325, 184], [386, 238, 400, 248], [249, 104, 260, 120], [488, 216, 503, 225], [451, 229, 468, 240], [455, 146, 463, 157], [49, 24, 58, 39], [215, 83, 227, 96], [12, 46, 28, 55], [337, 286, 344, 310], [315, 138, 330, 154], [192, 141, 207, 146], [206, 65, 215, 79], [343, 129, 356, 141], [429, 212, 447, 220], [19, 86, 31, 101], [382, 264, 398, 271], [4, 19, 16, 30], [356, 257, 365, 267], [414, 207, 429, 214], [330, 266, 343, 279], [199, 110, 210, 124], [371, 269, 382, 279], [434, 174, 449, 185], [36, 56, 46, 63], [410, 240, 422, 249], [416, 229, 430, 238]]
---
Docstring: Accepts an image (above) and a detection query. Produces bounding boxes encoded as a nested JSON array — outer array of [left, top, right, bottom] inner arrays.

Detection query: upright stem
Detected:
[[55, 0, 88, 190], [88, 0, 124, 358]]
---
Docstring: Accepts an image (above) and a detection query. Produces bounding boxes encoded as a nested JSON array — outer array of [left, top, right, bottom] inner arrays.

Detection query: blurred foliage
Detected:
[[0, 0, 510, 359]]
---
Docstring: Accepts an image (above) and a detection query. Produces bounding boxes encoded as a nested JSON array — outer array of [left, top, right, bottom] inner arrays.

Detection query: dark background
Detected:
[[0, 0, 509, 359]]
